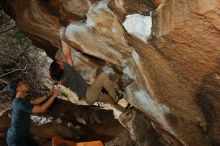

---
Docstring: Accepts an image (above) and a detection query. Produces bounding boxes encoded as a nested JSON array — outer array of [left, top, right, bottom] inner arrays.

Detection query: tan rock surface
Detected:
[[2, 0, 220, 145]]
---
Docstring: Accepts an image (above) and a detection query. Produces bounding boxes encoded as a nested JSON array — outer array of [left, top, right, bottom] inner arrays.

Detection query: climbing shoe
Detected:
[[113, 90, 125, 104]]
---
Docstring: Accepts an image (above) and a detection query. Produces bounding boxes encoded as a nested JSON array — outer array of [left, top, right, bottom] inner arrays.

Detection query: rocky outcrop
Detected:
[[119, 107, 169, 146], [2, 0, 220, 145], [0, 99, 134, 146]]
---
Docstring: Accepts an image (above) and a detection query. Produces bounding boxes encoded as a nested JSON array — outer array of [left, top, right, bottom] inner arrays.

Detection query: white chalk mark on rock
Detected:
[[132, 49, 140, 61], [123, 65, 136, 80], [31, 115, 53, 125], [123, 14, 152, 43], [102, 65, 115, 75]]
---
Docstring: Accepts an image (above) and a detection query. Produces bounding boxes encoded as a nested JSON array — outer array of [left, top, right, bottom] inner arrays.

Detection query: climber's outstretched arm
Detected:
[[32, 87, 60, 113], [30, 95, 49, 105], [61, 39, 73, 66], [30, 86, 57, 105]]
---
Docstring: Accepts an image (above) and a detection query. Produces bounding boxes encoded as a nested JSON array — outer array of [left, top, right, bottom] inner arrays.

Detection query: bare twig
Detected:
[[0, 87, 7, 93], [0, 64, 28, 78], [6, 58, 19, 68], [0, 90, 7, 93], [0, 25, 17, 35], [0, 78, 8, 84]]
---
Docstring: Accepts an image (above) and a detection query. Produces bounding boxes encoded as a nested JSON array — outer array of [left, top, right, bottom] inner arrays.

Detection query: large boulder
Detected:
[[2, 0, 220, 145], [0, 100, 134, 146]]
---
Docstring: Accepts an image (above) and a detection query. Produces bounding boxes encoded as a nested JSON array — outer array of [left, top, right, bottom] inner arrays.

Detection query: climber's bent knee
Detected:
[[85, 95, 95, 105]]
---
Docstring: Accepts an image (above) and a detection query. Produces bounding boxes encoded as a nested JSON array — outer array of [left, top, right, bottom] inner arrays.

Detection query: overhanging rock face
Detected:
[[2, 0, 220, 145]]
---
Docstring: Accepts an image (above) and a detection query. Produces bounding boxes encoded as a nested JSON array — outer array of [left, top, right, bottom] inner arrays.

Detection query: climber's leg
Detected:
[[85, 73, 118, 104]]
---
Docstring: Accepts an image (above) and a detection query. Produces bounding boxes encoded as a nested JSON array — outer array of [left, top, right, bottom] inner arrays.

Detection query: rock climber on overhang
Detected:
[[49, 27, 125, 111]]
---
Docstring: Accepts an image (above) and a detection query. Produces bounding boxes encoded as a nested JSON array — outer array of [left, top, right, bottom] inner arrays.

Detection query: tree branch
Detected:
[[0, 88, 7, 93], [0, 65, 28, 78], [5, 58, 20, 67], [0, 78, 8, 84], [0, 25, 16, 35]]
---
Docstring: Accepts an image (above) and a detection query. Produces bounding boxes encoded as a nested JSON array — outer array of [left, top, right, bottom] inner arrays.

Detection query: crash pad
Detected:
[[52, 137, 104, 146]]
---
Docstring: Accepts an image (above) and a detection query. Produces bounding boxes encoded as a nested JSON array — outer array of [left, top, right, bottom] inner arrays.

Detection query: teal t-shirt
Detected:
[[62, 63, 88, 100], [8, 98, 33, 136]]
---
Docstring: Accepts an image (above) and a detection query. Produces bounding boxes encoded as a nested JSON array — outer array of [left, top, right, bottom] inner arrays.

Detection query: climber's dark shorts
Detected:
[[7, 131, 39, 146]]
